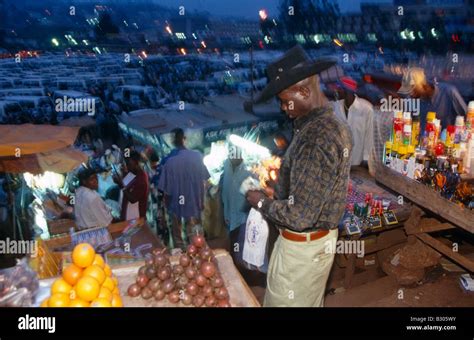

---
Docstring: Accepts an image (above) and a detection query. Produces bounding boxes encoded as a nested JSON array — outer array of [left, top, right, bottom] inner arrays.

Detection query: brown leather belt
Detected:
[[281, 228, 329, 242]]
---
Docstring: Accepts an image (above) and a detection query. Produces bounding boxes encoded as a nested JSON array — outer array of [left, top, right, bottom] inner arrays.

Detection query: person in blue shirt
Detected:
[[158, 128, 210, 250], [221, 145, 252, 262], [221, 144, 268, 274]]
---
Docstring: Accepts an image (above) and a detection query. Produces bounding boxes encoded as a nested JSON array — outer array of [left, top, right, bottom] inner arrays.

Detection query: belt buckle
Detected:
[[306, 233, 311, 242]]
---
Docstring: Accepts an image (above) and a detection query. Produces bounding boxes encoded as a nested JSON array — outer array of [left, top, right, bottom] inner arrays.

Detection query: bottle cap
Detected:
[[394, 111, 403, 119], [403, 112, 411, 120], [403, 124, 412, 132], [427, 111, 436, 121], [468, 101, 474, 110], [434, 119, 440, 128], [455, 116, 465, 126]]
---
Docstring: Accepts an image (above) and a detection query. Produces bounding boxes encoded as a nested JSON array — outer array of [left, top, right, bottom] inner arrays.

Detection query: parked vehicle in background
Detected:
[[0, 88, 48, 97], [0, 101, 24, 123], [113, 85, 166, 110]]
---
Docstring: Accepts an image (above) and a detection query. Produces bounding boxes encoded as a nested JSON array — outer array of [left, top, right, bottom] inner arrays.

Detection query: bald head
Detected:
[[277, 75, 328, 119]]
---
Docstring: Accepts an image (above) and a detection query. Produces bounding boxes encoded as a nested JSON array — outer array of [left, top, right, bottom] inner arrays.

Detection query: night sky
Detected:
[[157, 0, 394, 18]]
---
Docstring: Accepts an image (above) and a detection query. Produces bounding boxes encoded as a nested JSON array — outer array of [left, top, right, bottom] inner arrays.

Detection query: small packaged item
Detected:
[[382, 210, 398, 225]]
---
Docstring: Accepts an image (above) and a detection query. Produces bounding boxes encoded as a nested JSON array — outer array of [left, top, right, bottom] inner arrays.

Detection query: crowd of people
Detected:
[[1, 43, 470, 308]]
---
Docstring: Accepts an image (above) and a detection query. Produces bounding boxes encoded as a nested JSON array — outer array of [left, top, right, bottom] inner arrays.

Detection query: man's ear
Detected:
[[298, 85, 310, 99]]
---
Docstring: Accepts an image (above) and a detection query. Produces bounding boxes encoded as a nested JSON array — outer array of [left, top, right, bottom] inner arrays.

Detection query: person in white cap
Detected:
[[398, 67, 466, 130], [329, 77, 374, 173]]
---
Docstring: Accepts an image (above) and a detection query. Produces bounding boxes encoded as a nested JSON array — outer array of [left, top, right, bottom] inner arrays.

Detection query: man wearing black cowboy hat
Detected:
[[246, 45, 353, 307]]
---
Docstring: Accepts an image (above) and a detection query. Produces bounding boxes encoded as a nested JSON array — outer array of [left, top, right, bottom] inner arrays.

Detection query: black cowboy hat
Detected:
[[250, 45, 337, 106]]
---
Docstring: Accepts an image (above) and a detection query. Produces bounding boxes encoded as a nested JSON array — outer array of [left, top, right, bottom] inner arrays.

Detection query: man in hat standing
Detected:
[[246, 45, 353, 307]]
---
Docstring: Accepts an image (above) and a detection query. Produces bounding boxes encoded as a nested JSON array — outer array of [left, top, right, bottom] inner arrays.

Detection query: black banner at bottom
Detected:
[[0, 307, 472, 339]]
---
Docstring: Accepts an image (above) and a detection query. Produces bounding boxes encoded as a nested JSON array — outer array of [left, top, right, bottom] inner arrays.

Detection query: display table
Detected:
[[375, 164, 474, 273], [43, 218, 162, 251], [114, 249, 260, 307], [341, 167, 413, 288]]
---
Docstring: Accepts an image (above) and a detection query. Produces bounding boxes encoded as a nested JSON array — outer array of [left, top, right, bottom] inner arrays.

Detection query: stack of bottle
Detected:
[[384, 101, 474, 178]]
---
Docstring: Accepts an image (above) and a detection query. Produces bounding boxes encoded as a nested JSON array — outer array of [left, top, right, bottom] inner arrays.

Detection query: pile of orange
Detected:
[[41, 243, 123, 308]]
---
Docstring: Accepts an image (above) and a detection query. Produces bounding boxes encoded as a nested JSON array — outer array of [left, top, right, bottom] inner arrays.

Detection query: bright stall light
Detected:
[[24, 171, 65, 192], [229, 134, 271, 159]]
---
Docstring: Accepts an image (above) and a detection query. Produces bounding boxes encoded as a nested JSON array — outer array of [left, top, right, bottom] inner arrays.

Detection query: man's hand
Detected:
[[246, 190, 267, 209], [113, 174, 124, 189]]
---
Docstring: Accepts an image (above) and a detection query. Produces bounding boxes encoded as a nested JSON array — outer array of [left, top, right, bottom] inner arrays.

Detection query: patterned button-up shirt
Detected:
[[260, 106, 353, 232]]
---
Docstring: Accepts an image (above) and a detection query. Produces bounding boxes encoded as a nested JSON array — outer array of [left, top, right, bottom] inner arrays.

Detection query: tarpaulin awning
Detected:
[[0, 124, 80, 157], [0, 124, 87, 174], [0, 147, 88, 174]]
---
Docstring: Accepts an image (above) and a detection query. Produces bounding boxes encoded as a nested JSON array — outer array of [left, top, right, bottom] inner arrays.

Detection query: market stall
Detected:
[[34, 226, 259, 307], [117, 94, 286, 157], [338, 166, 413, 288], [0, 124, 88, 242], [0, 124, 87, 174], [376, 164, 474, 272], [373, 108, 474, 276], [115, 249, 259, 307]]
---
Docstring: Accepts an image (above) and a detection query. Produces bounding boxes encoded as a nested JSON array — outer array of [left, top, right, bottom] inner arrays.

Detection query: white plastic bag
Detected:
[[243, 208, 269, 268]]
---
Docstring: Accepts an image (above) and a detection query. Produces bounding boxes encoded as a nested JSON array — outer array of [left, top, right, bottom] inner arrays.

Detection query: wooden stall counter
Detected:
[[114, 249, 260, 307], [340, 166, 413, 288], [43, 218, 159, 251], [375, 164, 474, 273]]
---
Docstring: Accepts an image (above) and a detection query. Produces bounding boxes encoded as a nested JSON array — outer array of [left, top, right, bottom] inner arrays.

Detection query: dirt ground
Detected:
[[324, 271, 474, 307], [208, 236, 474, 307]]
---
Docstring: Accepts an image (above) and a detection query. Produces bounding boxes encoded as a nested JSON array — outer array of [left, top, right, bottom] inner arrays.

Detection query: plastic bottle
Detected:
[[446, 125, 455, 148], [434, 119, 441, 146], [411, 112, 420, 146], [403, 111, 412, 127], [403, 124, 412, 146], [393, 111, 404, 145], [398, 146, 408, 176], [454, 115, 465, 144], [467, 101, 474, 132], [392, 142, 399, 158], [465, 104, 474, 174], [425, 112, 436, 149], [384, 141, 392, 165], [421, 131, 428, 149], [464, 135, 474, 176]]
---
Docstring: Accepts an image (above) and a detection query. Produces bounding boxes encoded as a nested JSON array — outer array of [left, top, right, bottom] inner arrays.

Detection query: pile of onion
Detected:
[[127, 236, 231, 307]]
